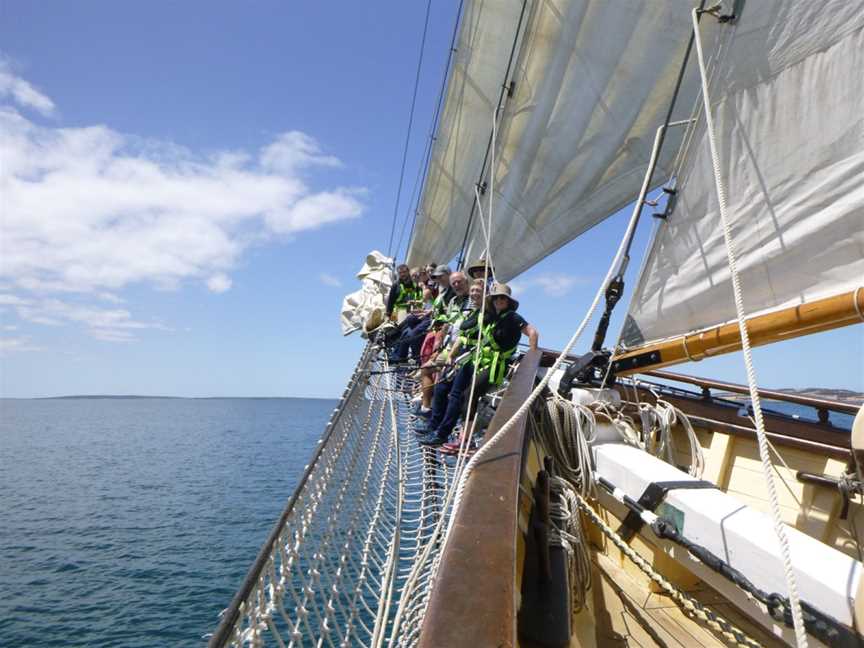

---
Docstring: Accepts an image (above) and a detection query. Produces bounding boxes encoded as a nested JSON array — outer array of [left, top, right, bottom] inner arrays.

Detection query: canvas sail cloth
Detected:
[[405, 0, 525, 269], [408, 0, 715, 281], [340, 251, 393, 336], [620, 1, 864, 350]]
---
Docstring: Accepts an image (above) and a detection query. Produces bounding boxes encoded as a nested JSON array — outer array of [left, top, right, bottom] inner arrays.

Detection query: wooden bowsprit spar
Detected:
[[613, 287, 864, 375]]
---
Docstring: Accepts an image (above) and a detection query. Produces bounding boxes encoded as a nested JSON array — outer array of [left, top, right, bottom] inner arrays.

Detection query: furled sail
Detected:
[[340, 250, 393, 336], [620, 1, 864, 351], [408, 0, 716, 282]]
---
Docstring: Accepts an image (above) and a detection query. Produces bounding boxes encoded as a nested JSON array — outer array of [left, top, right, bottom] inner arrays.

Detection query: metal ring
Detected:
[[854, 286, 864, 323], [682, 334, 701, 362]]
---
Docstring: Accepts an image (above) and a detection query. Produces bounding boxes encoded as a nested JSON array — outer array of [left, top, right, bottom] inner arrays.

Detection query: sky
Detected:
[[1, 1, 861, 398]]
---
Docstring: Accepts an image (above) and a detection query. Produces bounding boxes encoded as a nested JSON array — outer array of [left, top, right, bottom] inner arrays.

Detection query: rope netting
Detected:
[[209, 345, 458, 647]]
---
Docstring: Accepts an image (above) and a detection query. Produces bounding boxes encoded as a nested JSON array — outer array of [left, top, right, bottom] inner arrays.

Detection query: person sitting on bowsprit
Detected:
[[412, 273, 475, 416], [416, 282, 538, 447], [466, 258, 495, 290], [386, 263, 423, 322], [390, 265, 454, 364]]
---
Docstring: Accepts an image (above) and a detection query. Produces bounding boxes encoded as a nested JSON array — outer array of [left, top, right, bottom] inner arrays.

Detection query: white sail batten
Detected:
[[406, 0, 526, 269], [621, 1, 864, 350]]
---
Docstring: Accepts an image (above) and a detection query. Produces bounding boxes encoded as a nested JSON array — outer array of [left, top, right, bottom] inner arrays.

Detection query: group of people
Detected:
[[380, 260, 539, 452]]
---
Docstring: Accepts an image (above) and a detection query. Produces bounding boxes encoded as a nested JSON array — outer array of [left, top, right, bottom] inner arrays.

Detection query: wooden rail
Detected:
[[645, 369, 861, 416], [418, 348, 541, 648]]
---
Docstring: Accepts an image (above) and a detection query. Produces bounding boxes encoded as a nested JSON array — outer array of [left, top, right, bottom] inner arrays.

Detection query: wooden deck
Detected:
[[584, 551, 784, 648]]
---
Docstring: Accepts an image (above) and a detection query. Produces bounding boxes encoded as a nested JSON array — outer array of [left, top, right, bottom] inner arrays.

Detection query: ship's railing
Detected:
[[207, 344, 458, 647], [417, 348, 542, 648], [643, 369, 861, 418]]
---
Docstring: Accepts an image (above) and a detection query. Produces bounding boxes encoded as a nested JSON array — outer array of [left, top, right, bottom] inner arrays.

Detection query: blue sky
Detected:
[[1, 2, 861, 398]]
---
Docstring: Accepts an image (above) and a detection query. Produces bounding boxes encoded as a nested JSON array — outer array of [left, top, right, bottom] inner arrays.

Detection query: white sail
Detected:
[[405, 0, 526, 269], [621, 1, 864, 349], [408, 0, 716, 281]]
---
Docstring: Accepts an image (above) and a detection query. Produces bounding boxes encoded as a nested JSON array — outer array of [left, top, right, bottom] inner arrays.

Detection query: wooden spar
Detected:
[[612, 287, 864, 376]]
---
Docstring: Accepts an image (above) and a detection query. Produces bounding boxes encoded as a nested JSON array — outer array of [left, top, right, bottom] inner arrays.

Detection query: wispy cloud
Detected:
[[319, 273, 342, 288], [0, 336, 45, 354], [0, 64, 366, 343], [510, 272, 588, 298], [206, 274, 232, 293], [0, 60, 55, 116], [3, 293, 169, 342]]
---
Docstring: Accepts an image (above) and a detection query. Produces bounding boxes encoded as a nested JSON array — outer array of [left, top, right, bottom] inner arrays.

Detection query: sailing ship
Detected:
[[208, 1, 864, 646]]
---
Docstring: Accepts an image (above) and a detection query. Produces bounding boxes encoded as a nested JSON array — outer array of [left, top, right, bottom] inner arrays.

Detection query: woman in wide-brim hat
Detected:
[[486, 282, 518, 313]]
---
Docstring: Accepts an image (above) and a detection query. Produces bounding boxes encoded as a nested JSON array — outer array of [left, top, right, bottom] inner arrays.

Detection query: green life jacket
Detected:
[[443, 294, 469, 324], [456, 309, 486, 366], [394, 282, 422, 310], [477, 311, 520, 385], [431, 290, 453, 324]]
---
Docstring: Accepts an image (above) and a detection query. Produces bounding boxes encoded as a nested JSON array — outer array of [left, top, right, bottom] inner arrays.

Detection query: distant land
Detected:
[[718, 388, 863, 406], [27, 395, 336, 400]]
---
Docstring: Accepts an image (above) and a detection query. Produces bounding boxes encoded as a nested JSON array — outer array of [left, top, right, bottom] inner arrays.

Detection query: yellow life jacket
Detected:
[[394, 282, 422, 311], [477, 312, 519, 385]]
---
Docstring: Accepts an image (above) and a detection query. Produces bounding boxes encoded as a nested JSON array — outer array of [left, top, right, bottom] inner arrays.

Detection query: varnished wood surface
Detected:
[[588, 552, 784, 648], [645, 369, 862, 415], [418, 349, 541, 648], [613, 287, 864, 375]]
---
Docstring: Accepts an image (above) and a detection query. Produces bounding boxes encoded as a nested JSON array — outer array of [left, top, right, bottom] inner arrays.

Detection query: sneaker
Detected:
[[418, 434, 447, 447], [417, 406, 432, 419], [409, 397, 423, 413], [412, 419, 432, 434], [437, 440, 462, 455]]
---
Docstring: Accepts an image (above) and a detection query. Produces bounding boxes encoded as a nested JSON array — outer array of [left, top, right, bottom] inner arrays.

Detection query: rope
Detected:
[[691, 8, 807, 646], [445, 147, 656, 539], [549, 476, 593, 613], [398, 0, 466, 262], [386, 0, 433, 258], [638, 397, 704, 477]]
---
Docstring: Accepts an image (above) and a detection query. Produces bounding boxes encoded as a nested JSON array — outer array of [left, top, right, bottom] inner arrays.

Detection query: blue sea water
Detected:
[[0, 397, 336, 648]]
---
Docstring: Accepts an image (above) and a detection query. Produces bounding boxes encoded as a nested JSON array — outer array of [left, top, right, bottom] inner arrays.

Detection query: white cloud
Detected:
[[7, 295, 168, 342], [510, 273, 587, 298], [0, 60, 55, 116], [260, 131, 342, 174], [319, 273, 342, 287], [0, 67, 366, 342], [0, 336, 44, 354], [206, 273, 232, 293]]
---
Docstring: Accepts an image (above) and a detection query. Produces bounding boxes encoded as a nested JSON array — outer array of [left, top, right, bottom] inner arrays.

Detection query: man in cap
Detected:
[[416, 282, 538, 446]]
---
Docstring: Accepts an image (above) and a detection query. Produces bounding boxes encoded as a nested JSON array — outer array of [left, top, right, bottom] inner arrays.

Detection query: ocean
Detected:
[[0, 397, 336, 647], [0, 395, 855, 647]]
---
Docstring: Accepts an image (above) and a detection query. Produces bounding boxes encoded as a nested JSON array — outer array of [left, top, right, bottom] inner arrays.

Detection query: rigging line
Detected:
[[386, 0, 434, 260], [444, 102, 665, 543], [387, 164, 496, 639], [455, 0, 528, 270], [691, 7, 808, 647], [617, 0, 707, 277], [401, 0, 465, 262], [395, 135, 432, 263]]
